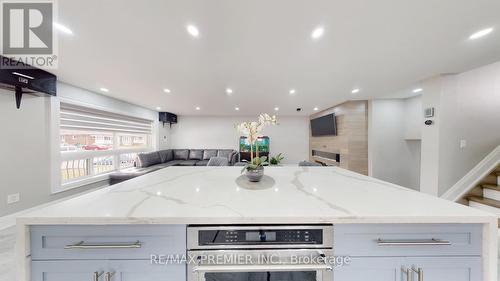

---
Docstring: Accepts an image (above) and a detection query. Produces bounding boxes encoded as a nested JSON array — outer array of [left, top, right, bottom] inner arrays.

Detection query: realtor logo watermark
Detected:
[[150, 253, 352, 268], [1, 0, 58, 68]]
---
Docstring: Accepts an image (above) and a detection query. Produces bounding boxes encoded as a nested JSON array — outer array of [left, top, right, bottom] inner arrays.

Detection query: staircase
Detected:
[[461, 166, 500, 226]]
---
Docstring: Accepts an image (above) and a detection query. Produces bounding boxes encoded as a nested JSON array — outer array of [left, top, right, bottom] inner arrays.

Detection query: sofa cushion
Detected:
[[179, 160, 199, 166], [109, 166, 160, 184], [165, 160, 184, 166], [217, 149, 234, 161], [189, 149, 203, 160], [137, 152, 161, 168], [173, 149, 189, 160], [158, 149, 173, 163], [195, 160, 209, 166], [203, 149, 218, 160], [207, 157, 229, 166]]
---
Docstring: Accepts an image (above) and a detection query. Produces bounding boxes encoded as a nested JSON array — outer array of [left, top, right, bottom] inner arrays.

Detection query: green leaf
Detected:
[[241, 165, 247, 173]]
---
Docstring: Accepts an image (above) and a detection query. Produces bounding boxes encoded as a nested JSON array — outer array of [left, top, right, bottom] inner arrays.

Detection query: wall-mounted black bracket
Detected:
[[15, 86, 23, 109]]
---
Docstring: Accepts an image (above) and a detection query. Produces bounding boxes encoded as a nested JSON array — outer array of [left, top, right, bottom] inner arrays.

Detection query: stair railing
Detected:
[[441, 144, 500, 202]]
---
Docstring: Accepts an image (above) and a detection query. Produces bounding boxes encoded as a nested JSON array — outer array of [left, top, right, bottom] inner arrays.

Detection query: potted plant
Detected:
[[236, 114, 278, 182], [241, 156, 269, 182], [270, 153, 284, 165]]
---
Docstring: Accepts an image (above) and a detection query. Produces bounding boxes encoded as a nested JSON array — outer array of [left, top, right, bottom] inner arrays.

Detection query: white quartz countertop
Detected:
[[18, 167, 496, 225]]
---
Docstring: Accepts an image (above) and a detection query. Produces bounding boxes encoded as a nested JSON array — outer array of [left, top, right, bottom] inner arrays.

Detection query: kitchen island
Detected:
[[16, 166, 498, 281]]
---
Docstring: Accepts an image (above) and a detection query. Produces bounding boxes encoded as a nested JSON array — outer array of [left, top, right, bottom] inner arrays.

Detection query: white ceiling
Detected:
[[53, 0, 500, 116]]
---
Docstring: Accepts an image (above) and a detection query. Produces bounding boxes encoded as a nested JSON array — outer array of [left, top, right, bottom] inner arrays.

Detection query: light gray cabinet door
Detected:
[[107, 260, 185, 281], [32, 260, 108, 281], [334, 257, 404, 281], [406, 257, 481, 281], [32, 260, 185, 281], [334, 257, 482, 281]]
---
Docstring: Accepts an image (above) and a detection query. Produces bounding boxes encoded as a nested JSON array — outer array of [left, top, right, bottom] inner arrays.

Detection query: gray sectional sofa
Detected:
[[109, 149, 238, 184]]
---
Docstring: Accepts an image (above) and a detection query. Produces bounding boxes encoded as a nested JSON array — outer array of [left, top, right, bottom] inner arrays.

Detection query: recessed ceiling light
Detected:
[[235, 107, 240, 111], [413, 88, 423, 93], [226, 88, 233, 95], [195, 106, 201, 110], [156, 107, 162, 111], [289, 89, 296, 95], [100, 88, 109, 93], [351, 88, 360, 94], [187, 25, 199, 37], [469, 27, 494, 40], [53, 22, 73, 35], [274, 107, 279, 111], [311, 27, 324, 39], [163, 88, 171, 93], [313, 107, 319, 111]]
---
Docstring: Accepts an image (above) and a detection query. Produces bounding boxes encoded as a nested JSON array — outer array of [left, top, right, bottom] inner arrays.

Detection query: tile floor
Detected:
[[0, 227, 15, 281]]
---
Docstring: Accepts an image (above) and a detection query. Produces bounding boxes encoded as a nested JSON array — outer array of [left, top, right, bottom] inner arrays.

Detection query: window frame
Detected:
[[52, 98, 157, 193]]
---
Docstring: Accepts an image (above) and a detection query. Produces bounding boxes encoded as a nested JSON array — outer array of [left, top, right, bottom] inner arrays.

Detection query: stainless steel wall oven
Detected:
[[187, 225, 334, 281]]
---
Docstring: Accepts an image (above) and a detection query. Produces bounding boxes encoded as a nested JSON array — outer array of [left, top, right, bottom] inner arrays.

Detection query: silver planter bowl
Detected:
[[245, 166, 264, 182]]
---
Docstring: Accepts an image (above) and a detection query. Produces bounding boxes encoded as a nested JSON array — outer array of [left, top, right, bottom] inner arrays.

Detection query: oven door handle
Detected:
[[192, 263, 333, 273]]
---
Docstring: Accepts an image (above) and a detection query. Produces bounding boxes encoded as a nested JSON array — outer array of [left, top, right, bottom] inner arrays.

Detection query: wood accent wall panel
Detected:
[[309, 100, 368, 175]]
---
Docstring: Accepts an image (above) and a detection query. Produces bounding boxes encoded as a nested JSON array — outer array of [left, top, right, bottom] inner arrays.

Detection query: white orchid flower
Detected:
[[236, 113, 278, 163]]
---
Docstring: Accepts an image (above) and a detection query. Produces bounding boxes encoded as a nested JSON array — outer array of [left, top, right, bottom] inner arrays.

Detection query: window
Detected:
[[59, 103, 153, 184]]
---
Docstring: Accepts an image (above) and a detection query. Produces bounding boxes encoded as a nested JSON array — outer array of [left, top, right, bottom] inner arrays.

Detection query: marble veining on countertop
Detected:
[[17, 167, 496, 225]]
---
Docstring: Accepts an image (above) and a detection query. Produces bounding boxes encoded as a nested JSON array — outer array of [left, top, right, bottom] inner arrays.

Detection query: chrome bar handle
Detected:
[[377, 238, 451, 246], [402, 267, 413, 281], [412, 267, 423, 281], [104, 272, 115, 281], [65, 241, 142, 249], [192, 263, 333, 273], [92, 271, 103, 281]]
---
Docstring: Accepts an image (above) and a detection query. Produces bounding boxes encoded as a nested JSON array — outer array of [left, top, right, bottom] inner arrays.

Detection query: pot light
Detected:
[[156, 107, 162, 111], [289, 89, 296, 95], [313, 107, 319, 111], [195, 106, 201, 110], [235, 107, 240, 111], [100, 88, 109, 93], [187, 25, 199, 37], [312, 27, 324, 39], [469, 27, 494, 40], [351, 88, 360, 94], [413, 88, 423, 93], [274, 107, 279, 111], [53, 22, 73, 35], [226, 88, 233, 95], [163, 88, 171, 93]]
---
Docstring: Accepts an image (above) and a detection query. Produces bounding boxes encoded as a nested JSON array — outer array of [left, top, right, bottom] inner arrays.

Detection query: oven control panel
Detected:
[[197, 228, 323, 245]]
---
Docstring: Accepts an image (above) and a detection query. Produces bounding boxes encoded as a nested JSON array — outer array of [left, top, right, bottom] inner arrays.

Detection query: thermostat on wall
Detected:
[[424, 107, 435, 118]]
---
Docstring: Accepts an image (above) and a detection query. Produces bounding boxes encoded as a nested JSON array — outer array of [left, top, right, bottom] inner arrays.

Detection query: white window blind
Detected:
[[60, 103, 153, 134]]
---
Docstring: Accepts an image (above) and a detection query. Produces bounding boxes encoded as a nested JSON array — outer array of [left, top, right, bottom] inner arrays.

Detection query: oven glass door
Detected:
[[189, 249, 332, 281]]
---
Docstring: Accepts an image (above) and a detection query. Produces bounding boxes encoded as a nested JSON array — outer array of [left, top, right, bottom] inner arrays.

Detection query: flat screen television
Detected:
[[311, 114, 337, 136]]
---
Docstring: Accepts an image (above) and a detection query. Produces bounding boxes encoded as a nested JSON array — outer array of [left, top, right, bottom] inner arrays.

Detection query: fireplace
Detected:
[[311, 150, 340, 166]]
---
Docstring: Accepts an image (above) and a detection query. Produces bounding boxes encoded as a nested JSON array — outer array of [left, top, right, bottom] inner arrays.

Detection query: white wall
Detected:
[[0, 82, 157, 216], [421, 62, 500, 196], [369, 96, 422, 190], [164, 116, 309, 164], [419, 76, 447, 196]]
